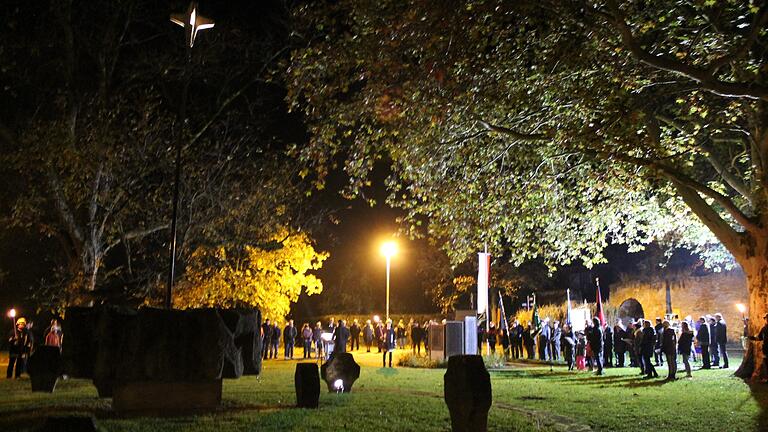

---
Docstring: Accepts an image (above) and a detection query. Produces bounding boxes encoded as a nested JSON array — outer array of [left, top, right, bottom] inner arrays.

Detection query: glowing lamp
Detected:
[[380, 241, 397, 258], [373, 315, 380, 323], [333, 379, 344, 393], [8, 309, 16, 319], [736, 303, 746, 319]]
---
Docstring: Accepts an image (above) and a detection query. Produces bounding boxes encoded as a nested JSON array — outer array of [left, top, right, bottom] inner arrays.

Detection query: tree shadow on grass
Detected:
[[749, 382, 768, 431]]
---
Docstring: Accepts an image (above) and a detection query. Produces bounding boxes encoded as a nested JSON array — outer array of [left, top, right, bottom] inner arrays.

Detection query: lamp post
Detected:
[[165, 2, 215, 309], [380, 241, 397, 321]]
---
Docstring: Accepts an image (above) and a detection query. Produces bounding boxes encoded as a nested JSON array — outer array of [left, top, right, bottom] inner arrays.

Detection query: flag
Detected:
[[477, 252, 491, 315], [532, 294, 540, 329], [566, 288, 573, 326], [595, 278, 606, 329]]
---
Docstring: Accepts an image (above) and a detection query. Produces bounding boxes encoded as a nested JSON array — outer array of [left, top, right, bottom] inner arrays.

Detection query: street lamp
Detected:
[[380, 241, 398, 321], [165, 2, 215, 309]]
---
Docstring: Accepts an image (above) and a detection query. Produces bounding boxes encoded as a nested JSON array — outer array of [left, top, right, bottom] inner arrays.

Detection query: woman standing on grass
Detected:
[[678, 321, 694, 378], [301, 323, 312, 359], [382, 319, 397, 368]]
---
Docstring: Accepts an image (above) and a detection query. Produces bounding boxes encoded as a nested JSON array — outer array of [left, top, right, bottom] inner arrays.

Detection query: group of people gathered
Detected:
[[482, 312, 734, 380], [6, 317, 63, 379], [260, 317, 436, 368]]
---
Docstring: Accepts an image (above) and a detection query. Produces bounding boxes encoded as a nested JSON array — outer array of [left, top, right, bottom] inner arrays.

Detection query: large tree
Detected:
[[285, 0, 768, 379], [0, 0, 319, 309]]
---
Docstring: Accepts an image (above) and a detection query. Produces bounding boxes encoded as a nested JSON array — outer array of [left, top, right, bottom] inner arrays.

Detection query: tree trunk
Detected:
[[735, 255, 768, 381]]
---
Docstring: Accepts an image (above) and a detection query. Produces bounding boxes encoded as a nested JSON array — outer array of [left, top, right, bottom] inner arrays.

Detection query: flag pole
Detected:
[[484, 243, 490, 356]]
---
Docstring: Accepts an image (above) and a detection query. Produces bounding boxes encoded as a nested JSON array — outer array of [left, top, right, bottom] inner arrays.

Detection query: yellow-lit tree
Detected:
[[174, 228, 328, 320]]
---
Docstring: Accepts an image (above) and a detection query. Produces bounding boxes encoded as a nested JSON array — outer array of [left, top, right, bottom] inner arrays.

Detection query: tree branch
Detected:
[[104, 224, 169, 255], [477, 120, 550, 141], [607, 1, 768, 100]]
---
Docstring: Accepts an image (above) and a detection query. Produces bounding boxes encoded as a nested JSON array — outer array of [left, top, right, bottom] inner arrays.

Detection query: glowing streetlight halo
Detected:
[[8, 308, 16, 319], [736, 303, 746, 314], [380, 241, 398, 258]]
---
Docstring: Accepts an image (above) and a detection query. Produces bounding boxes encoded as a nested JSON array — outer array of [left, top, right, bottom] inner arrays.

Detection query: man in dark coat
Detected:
[[715, 313, 729, 368], [261, 318, 273, 360], [283, 320, 297, 359], [654, 317, 664, 367], [642, 320, 659, 378], [749, 313, 768, 380], [697, 316, 711, 369], [539, 319, 551, 361], [270, 323, 281, 359], [709, 316, 720, 367], [363, 320, 375, 352], [333, 319, 350, 354], [411, 321, 422, 354], [374, 322, 384, 353], [513, 321, 524, 359], [613, 320, 627, 367], [350, 319, 361, 351], [661, 320, 677, 380], [586, 317, 604, 375], [523, 323, 536, 359], [603, 325, 614, 367], [382, 320, 397, 367]]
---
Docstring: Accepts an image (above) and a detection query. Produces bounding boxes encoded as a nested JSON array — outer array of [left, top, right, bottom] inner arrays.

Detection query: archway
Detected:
[[617, 298, 645, 324]]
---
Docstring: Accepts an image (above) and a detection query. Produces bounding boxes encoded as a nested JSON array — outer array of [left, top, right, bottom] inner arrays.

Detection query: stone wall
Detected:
[[608, 269, 747, 342]]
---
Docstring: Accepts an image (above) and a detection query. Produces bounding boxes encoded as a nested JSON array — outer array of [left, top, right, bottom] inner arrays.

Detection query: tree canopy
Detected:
[[286, 0, 768, 377]]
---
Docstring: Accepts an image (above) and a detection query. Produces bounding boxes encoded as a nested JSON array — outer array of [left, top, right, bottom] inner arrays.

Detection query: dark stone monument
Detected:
[[27, 345, 62, 392], [218, 308, 262, 376], [295, 363, 320, 408], [444, 355, 492, 432], [36, 416, 97, 432], [61, 307, 99, 379], [320, 352, 360, 393]]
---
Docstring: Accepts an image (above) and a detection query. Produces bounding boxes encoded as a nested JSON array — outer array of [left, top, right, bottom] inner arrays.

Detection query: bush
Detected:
[[396, 352, 446, 368], [482, 352, 506, 369]]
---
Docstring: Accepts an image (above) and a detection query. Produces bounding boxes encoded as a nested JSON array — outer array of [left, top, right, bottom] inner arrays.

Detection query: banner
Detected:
[[477, 252, 491, 315], [596, 278, 606, 329], [532, 294, 541, 329]]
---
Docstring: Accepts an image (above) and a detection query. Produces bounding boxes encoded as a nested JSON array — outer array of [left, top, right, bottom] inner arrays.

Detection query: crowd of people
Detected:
[[259, 317, 437, 367], [482, 312, 742, 380]]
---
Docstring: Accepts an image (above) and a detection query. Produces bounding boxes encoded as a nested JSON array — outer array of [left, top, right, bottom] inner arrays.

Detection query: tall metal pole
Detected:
[[386, 255, 391, 321], [165, 42, 192, 309]]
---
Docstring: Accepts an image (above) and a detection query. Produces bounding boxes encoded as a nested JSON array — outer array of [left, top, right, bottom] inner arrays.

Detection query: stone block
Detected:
[[295, 363, 320, 408], [320, 352, 360, 393], [112, 380, 222, 413], [444, 355, 492, 432], [28, 346, 62, 393]]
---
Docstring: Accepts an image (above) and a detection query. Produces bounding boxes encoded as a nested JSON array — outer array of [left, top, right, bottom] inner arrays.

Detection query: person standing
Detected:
[[396, 320, 406, 349], [613, 320, 627, 367], [513, 320, 524, 359], [748, 313, 768, 380], [487, 322, 498, 354], [261, 319, 273, 360], [350, 319, 361, 351], [363, 320, 374, 352], [551, 321, 562, 362], [539, 319, 551, 361], [633, 321, 644, 374], [333, 319, 350, 354], [697, 316, 711, 369], [6, 317, 33, 379], [375, 321, 384, 353], [661, 320, 677, 381], [500, 322, 510, 359], [523, 322, 536, 359], [654, 318, 664, 367], [44, 318, 63, 350], [313, 321, 324, 359], [715, 313, 729, 368], [382, 319, 397, 367], [411, 321, 422, 354], [301, 323, 313, 359], [709, 316, 720, 367], [678, 321, 694, 378], [561, 324, 576, 371], [642, 320, 659, 378], [603, 324, 613, 367], [284, 320, 297, 359], [586, 317, 604, 375], [270, 323, 281, 359]]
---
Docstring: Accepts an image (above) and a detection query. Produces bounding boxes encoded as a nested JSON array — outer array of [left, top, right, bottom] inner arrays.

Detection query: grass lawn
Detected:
[[1, 351, 767, 431]]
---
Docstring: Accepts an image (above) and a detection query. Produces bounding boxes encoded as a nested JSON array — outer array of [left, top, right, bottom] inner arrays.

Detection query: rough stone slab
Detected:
[[295, 363, 320, 408], [320, 352, 360, 393], [112, 380, 223, 412], [444, 355, 492, 432]]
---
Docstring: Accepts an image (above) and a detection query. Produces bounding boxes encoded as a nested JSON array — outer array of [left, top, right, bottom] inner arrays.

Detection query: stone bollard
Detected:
[[320, 352, 360, 393], [28, 346, 62, 393], [444, 355, 492, 432], [295, 363, 320, 408]]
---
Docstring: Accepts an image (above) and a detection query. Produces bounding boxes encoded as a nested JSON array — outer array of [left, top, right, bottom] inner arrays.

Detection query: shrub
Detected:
[[396, 352, 446, 368]]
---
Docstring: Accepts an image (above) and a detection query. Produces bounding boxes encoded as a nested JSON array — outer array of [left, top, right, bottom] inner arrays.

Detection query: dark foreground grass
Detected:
[[1, 351, 766, 431]]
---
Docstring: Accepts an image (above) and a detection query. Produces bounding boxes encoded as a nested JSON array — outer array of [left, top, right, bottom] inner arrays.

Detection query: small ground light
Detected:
[[333, 379, 344, 393]]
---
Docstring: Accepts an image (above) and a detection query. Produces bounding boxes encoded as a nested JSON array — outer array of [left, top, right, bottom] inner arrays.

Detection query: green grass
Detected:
[[1, 351, 767, 431]]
